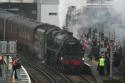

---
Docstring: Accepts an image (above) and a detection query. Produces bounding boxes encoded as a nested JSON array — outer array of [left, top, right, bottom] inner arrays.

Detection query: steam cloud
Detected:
[[59, 0, 86, 28], [65, 0, 125, 46]]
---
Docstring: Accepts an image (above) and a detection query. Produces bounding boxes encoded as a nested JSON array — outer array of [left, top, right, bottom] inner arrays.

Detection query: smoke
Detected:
[[59, 0, 86, 28], [112, 0, 125, 46], [59, 0, 125, 46], [112, 0, 125, 17], [66, 0, 125, 46]]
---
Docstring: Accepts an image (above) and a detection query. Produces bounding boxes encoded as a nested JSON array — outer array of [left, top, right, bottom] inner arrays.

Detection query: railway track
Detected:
[[79, 74, 97, 83], [20, 56, 54, 83], [66, 74, 97, 83], [19, 52, 97, 83], [20, 54, 73, 83]]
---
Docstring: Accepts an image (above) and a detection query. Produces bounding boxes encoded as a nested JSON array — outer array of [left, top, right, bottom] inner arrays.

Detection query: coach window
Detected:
[[26, 29, 29, 40], [12, 23, 14, 33], [26, 30, 28, 40], [22, 27, 24, 38], [22, 28, 24, 38], [21, 27, 24, 38], [29, 31, 31, 40], [28, 30, 30, 40], [27, 32, 30, 40], [20, 27, 22, 37], [19, 26, 21, 37], [27, 32, 29, 40], [23, 27, 25, 38], [14, 24, 17, 32], [10, 23, 13, 33], [25, 29, 27, 39]]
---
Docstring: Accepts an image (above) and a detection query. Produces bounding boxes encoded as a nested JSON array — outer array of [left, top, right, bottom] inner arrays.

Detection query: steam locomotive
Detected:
[[0, 10, 85, 70]]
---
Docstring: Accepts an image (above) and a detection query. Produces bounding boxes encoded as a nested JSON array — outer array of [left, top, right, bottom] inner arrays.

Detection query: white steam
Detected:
[[112, 0, 125, 17], [58, 0, 125, 46], [59, 0, 86, 28], [112, 0, 125, 46]]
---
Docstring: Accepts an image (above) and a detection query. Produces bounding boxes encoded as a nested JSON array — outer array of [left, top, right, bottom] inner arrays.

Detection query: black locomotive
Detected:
[[0, 10, 85, 69]]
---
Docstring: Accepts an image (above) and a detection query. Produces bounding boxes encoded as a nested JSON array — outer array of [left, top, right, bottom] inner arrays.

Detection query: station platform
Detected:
[[12, 66, 31, 83], [0, 65, 31, 83], [85, 57, 121, 83], [85, 59, 103, 83]]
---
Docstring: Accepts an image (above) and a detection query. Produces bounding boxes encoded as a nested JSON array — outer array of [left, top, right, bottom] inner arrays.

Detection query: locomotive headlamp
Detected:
[[60, 56, 64, 60], [82, 57, 85, 61]]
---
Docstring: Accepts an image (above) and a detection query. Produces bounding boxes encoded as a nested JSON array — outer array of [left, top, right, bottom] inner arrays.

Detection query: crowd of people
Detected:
[[80, 28, 122, 76]]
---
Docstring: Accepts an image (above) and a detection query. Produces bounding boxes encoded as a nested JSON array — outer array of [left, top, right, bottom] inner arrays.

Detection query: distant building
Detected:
[[0, 0, 86, 27], [36, 0, 60, 27]]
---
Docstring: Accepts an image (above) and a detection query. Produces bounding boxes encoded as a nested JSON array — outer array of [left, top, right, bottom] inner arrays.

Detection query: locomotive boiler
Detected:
[[0, 9, 85, 69]]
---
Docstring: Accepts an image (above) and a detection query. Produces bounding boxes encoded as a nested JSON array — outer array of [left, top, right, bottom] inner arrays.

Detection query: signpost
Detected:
[[0, 41, 7, 54], [110, 46, 113, 80], [0, 41, 17, 55], [109, 40, 113, 80], [8, 41, 17, 54]]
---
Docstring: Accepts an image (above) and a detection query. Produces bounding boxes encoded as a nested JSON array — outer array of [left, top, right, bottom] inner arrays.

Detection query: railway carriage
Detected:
[[0, 9, 86, 70]]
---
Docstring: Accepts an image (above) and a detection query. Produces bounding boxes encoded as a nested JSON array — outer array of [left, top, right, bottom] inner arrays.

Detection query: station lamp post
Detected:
[[109, 43, 113, 80], [109, 32, 113, 80]]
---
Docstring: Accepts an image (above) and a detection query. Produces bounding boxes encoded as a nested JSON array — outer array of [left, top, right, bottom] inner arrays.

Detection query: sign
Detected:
[[8, 41, 17, 54], [0, 41, 17, 55], [0, 41, 7, 54]]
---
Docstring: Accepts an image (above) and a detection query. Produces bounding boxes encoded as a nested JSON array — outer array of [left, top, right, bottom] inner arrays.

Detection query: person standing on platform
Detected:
[[0, 56, 3, 77], [105, 53, 110, 75], [15, 58, 21, 80], [12, 58, 17, 79], [98, 55, 105, 75]]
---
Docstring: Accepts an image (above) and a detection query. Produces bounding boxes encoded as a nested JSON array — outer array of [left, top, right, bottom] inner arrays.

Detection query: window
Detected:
[[49, 12, 57, 15], [10, 24, 13, 33]]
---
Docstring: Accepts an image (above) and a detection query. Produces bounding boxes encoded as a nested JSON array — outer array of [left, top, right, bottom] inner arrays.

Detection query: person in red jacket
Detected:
[[12, 58, 17, 79], [0, 56, 4, 77]]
